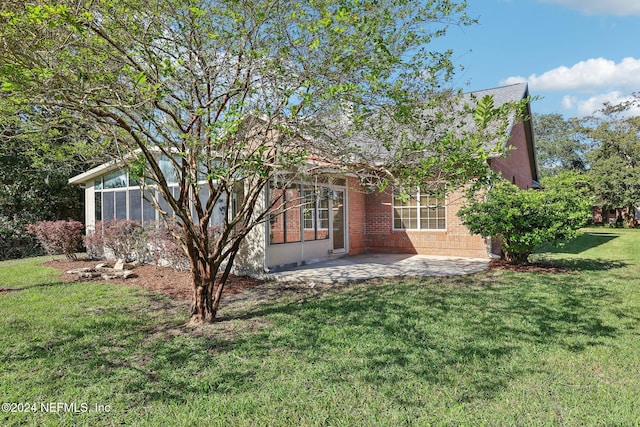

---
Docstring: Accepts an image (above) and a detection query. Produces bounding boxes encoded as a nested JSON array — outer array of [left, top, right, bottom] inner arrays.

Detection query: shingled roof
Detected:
[[468, 82, 529, 109], [323, 82, 536, 174]]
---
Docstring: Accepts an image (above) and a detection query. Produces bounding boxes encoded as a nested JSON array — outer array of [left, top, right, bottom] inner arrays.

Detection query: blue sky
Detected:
[[432, 0, 640, 117]]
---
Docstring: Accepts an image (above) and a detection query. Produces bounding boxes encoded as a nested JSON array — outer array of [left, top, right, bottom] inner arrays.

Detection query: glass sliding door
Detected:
[[332, 189, 345, 252]]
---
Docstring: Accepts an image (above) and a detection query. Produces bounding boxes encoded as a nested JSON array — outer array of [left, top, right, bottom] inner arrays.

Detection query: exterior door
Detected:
[[332, 189, 345, 252]]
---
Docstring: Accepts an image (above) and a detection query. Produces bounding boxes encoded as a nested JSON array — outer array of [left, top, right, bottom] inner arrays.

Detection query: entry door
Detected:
[[332, 189, 345, 252]]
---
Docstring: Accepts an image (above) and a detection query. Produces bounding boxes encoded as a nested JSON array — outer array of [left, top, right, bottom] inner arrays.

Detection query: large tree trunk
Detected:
[[189, 258, 215, 324], [187, 238, 243, 324], [191, 280, 214, 324]]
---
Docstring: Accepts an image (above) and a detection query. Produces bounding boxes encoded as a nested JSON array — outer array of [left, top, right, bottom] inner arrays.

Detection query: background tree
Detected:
[[0, 100, 106, 259], [541, 170, 594, 197], [1, 0, 515, 323], [532, 113, 588, 178], [583, 97, 640, 223], [0, 103, 103, 220], [458, 176, 593, 264]]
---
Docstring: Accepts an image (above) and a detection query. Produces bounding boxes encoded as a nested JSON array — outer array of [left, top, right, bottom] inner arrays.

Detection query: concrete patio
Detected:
[[266, 253, 490, 283]]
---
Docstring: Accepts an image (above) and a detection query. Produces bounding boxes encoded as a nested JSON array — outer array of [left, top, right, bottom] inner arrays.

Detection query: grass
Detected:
[[1, 228, 640, 425]]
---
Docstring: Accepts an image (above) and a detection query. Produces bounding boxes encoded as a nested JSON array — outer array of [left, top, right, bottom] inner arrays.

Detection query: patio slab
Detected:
[[266, 253, 490, 283]]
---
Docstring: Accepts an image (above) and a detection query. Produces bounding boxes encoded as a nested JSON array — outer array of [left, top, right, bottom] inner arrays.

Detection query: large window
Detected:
[[302, 187, 329, 241], [269, 182, 330, 245], [269, 182, 301, 244], [93, 167, 227, 227], [95, 173, 174, 224], [393, 188, 446, 230]]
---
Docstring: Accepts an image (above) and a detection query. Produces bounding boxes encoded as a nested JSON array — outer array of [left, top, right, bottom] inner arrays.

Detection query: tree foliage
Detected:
[[0, 102, 95, 222], [0, 0, 517, 323], [458, 177, 593, 264], [532, 113, 587, 178], [0, 100, 104, 259], [583, 97, 640, 218], [0, 215, 41, 260]]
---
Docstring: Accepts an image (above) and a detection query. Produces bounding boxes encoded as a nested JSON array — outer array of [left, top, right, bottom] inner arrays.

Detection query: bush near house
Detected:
[[458, 178, 593, 264], [84, 220, 190, 269], [25, 220, 83, 261], [145, 223, 190, 270], [84, 220, 148, 262]]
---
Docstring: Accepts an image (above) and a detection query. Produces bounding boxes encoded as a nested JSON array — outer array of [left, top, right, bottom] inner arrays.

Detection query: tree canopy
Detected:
[[0, 100, 107, 222], [0, 0, 518, 323], [532, 113, 587, 178], [583, 97, 640, 216]]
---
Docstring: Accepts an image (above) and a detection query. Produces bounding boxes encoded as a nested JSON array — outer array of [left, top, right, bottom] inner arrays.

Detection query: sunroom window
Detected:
[[93, 169, 227, 227], [269, 181, 330, 245]]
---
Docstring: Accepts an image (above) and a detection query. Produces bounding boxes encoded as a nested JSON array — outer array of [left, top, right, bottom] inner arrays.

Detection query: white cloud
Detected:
[[539, 0, 640, 16], [502, 57, 640, 116], [561, 92, 640, 117], [501, 57, 640, 92]]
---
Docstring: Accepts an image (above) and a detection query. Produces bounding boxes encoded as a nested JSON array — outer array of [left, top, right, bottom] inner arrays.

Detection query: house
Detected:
[[69, 83, 539, 273], [592, 206, 639, 227]]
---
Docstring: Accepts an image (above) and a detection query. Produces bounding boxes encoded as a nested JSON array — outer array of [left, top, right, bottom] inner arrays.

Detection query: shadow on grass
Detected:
[[538, 231, 618, 255], [0, 281, 69, 294], [533, 257, 628, 272], [208, 273, 621, 404]]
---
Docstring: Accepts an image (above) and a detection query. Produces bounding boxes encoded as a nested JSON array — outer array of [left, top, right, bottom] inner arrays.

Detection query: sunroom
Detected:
[[69, 157, 356, 273]]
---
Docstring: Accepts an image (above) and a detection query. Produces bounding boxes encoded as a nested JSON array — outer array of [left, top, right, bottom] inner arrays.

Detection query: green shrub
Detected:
[[458, 178, 593, 264], [0, 215, 42, 260]]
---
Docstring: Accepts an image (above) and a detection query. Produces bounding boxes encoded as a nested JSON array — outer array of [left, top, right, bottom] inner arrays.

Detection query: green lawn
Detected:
[[1, 228, 640, 426]]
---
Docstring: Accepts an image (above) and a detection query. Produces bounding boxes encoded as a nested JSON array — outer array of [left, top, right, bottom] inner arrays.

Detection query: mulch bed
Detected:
[[42, 258, 263, 301], [489, 259, 569, 274], [19, 256, 569, 302]]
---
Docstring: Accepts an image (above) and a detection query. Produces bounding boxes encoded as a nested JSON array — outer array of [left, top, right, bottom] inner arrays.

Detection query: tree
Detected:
[[532, 113, 588, 178], [1, 0, 514, 323], [584, 97, 640, 223], [458, 176, 593, 264], [0, 100, 106, 259], [541, 170, 594, 197], [0, 103, 96, 222]]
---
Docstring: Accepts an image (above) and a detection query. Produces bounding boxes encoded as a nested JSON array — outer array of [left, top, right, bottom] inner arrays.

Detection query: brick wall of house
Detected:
[[488, 122, 534, 190], [362, 188, 489, 258], [348, 177, 367, 255], [592, 206, 639, 226], [343, 121, 536, 259]]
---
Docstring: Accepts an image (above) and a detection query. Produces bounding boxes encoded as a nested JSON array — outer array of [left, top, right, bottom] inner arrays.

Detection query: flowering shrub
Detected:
[[26, 220, 84, 260]]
